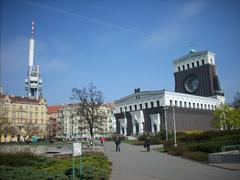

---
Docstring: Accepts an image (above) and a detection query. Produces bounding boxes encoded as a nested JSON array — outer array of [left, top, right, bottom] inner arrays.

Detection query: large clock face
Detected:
[[185, 75, 199, 93]]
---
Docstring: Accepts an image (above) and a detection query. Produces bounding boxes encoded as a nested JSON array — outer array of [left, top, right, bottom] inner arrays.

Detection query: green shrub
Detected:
[[137, 133, 148, 141], [183, 151, 208, 162], [166, 145, 188, 156], [0, 152, 111, 180]]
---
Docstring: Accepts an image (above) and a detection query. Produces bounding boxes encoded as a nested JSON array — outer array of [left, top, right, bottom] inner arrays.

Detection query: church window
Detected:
[[151, 102, 154, 108], [129, 106, 132, 111], [187, 64, 190, 69], [197, 61, 199, 66], [182, 65, 185, 70], [140, 104, 143, 110], [201, 59, 204, 65], [145, 103, 148, 109], [156, 100, 160, 107], [192, 62, 194, 68], [134, 105, 137, 111], [178, 66, 180, 72]]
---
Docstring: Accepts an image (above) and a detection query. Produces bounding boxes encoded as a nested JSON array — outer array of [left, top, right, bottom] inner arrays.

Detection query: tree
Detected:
[[22, 122, 39, 141], [71, 83, 104, 149], [232, 92, 240, 108], [214, 104, 240, 130], [0, 95, 10, 142]]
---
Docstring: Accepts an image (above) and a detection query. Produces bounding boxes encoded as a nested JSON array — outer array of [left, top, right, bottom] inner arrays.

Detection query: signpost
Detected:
[[72, 142, 82, 180]]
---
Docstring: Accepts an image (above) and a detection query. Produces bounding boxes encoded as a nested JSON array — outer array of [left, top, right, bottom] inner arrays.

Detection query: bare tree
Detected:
[[71, 83, 104, 149], [0, 95, 10, 142], [22, 122, 39, 141]]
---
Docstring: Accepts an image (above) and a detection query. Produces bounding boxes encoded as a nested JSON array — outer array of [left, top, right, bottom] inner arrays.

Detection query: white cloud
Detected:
[[42, 59, 68, 72], [145, 0, 204, 47], [181, 0, 204, 21]]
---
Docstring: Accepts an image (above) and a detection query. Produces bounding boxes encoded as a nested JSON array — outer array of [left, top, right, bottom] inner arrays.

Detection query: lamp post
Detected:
[[173, 106, 177, 147], [164, 106, 168, 141]]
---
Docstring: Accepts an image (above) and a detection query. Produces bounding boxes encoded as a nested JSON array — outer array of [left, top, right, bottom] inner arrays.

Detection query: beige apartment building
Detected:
[[0, 94, 48, 142]]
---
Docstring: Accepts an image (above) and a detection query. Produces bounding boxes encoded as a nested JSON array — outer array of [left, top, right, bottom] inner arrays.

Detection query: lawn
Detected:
[[0, 152, 111, 180]]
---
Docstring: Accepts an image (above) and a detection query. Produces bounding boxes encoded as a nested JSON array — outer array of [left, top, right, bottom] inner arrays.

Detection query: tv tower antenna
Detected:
[[25, 20, 43, 99]]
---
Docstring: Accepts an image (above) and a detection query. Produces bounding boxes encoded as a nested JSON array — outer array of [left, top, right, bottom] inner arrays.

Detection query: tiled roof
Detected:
[[1, 94, 44, 105], [48, 105, 63, 113]]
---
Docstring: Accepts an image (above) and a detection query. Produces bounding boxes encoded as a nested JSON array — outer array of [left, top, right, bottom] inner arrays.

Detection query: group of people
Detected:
[[114, 135, 151, 152]]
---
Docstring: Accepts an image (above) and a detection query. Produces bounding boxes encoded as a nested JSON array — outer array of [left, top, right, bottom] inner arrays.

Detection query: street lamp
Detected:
[[164, 106, 168, 141], [173, 106, 177, 147]]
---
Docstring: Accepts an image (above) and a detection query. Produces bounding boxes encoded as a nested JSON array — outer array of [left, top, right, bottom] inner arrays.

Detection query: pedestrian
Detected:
[[144, 137, 151, 152], [100, 137, 103, 144], [114, 136, 121, 152]]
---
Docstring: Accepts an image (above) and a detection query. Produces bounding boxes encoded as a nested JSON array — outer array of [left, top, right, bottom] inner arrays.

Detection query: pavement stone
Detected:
[[104, 142, 240, 180]]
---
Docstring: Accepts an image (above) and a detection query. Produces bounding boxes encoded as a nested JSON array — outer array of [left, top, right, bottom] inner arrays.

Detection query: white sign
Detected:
[[73, 142, 82, 156]]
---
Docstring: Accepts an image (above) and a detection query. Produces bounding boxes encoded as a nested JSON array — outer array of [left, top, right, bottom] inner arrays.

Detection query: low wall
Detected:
[[0, 145, 46, 155], [208, 151, 240, 163]]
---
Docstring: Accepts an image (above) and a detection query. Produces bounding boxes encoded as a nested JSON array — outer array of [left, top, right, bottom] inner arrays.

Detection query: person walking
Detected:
[[144, 137, 151, 152], [114, 136, 121, 152]]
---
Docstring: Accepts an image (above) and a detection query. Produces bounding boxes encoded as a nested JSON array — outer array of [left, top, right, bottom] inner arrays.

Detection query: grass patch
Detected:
[[0, 152, 111, 180]]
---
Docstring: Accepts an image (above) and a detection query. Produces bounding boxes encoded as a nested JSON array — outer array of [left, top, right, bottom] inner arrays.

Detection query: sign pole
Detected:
[[79, 155, 83, 180], [73, 156, 75, 180]]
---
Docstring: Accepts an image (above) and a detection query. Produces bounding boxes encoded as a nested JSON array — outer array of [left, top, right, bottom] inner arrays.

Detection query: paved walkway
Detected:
[[104, 142, 240, 180]]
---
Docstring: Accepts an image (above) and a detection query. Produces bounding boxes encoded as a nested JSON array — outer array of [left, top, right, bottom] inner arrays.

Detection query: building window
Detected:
[[180, 101, 182, 107], [134, 105, 137, 111], [178, 66, 180, 72], [120, 107, 122, 113], [201, 104, 203, 109], [184, 102, 187, 108], [197, 61, 199, 66], [129, 106, 132, 111], [193, 103, 195, 108], [189, 102, 191, 108], [197, 103, 199, 109], [208, 105, 210, 110], [124, 106, 127, 111], [140, 104, 143, 110], [182, 65, 185, 70], [201, 59, 204, 65], [145, 103, 148, 109], [156, 100, 160, 107], [187, 64, 190, 69], [170, 100, 173, 106], [175, 100, 178, 107], [204, 104, 207, 109], [210, 59, 213, 64], [151, 102, 154, 108], [192, 62, 194, 68], [211, 105, 214, 110]]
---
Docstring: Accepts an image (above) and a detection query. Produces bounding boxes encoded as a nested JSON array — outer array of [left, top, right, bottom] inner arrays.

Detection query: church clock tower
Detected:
[[173, 49, 224, 97]]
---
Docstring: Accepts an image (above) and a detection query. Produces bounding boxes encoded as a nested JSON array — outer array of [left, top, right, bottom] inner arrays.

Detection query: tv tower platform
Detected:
[[25, 20, 43, 99]]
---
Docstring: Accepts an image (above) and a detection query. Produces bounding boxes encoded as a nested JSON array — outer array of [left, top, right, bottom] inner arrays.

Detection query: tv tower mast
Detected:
[[25, 20, 43, 99]]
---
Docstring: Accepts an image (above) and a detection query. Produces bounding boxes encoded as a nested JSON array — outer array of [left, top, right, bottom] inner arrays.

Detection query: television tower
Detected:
[[25, 20, 43, 99]]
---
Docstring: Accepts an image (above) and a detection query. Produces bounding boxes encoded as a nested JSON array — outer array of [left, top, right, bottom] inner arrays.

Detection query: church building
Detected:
[[113, 50, 225, 136]]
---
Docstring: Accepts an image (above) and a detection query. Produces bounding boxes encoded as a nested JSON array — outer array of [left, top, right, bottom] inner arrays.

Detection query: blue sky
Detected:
[[1, 0, 240, 105]]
